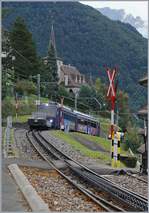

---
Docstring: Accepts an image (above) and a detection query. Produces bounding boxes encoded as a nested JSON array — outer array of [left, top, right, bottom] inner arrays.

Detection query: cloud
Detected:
[[97, 7, 147, 38]]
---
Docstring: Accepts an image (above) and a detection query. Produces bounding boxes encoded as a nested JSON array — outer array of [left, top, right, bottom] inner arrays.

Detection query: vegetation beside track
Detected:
[[51, 130, 131, 167], [72, 132, 129, 156], [52, 130, 111, 163], [2, 95, 49, 122]]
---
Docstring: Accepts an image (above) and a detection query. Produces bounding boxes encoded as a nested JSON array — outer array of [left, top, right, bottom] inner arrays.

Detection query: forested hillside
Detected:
[[2, 2, 147, 110]]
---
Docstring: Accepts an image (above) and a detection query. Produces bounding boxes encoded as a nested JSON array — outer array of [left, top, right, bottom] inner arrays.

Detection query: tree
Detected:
[[15, 80, 36, 96], [79, 85, 96, 111], [116, 90, 131, 129], [2, 14, 14, 99], [10, 17, 39, 80], [45, 42, 58, 100]]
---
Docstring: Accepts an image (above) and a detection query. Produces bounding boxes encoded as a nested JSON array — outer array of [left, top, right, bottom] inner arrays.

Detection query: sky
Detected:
[[80, 1, 148, 21]]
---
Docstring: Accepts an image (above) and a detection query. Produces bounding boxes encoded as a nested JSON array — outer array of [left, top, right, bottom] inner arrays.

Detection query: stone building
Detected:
[[57, 58, 86, 94]]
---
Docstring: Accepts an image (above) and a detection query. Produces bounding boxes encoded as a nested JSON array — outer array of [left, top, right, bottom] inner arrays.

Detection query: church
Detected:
[[43, 25, 86, 94]]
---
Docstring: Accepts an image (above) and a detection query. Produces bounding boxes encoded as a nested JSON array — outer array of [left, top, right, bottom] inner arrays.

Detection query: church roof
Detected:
[[61, 64, 83, 76]]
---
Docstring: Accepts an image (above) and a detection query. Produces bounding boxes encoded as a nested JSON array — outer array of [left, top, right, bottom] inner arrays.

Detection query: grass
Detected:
[[13, 114, 30, 123], [51, 130, 131, 168], [52, 130, 111, 163], [73, 132, 129, 156], [73, 132, 110, 151]]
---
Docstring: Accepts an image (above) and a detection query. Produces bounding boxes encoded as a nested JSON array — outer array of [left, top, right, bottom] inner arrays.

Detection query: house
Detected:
[[57, 58, 86, 94]]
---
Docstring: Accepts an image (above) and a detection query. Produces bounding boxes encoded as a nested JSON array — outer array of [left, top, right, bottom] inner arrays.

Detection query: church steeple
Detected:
[[49, 23, 57, 57]]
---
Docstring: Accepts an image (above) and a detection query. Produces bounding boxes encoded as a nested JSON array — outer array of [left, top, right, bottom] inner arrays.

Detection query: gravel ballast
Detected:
[[14, 129, 44, 161], [102, 174, 148, 198], [21, 166, 105, 212]]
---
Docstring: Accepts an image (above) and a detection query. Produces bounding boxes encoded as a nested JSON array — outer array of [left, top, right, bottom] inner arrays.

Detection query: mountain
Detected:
[[2, 2, 147, 110], [97, 7, 148, 38]]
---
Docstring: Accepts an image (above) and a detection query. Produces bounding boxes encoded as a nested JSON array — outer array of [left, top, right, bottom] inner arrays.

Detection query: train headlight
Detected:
[[50, 119, 53, 123]]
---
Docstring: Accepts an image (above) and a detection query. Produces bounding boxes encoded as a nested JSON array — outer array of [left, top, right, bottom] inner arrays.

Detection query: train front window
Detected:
[[38, 105, 57, 117]]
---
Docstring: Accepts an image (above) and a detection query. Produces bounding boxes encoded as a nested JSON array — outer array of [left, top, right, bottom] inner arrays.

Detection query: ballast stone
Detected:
[[8, 164, 49, 212]]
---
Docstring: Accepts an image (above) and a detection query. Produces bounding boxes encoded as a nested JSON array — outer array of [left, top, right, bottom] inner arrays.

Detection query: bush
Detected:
[[124, 127, 141, 153], [15, 80, 36, 95]]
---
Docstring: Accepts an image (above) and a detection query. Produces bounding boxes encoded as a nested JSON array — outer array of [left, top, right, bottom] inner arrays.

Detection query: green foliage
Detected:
[[116, 90, 131, 129], [124, 127, 141, 152], [9, 16, 39, 79], [58, 85, 70, 97], [2, 69, 14, 99], [2, 95, 48, 119], [2, 8, 12, 19], [45, 43, 59, 100], [15, 80, 36, 95]]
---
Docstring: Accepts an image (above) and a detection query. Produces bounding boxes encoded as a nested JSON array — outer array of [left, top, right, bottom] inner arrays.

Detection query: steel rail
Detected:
[[26, 130, 124, 212], [36, 130, 148, 211]]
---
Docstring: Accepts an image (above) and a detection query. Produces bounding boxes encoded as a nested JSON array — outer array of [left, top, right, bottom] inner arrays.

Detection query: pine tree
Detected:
[[10, 17, 39, 80], [45, 42, 59, 100]]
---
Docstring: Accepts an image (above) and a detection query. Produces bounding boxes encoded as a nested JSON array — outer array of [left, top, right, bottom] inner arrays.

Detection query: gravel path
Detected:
[[102, 174, 148, 198], [14, 128, 44, 161], [41, 131, 109, 167], [21, 167, 104, 212]]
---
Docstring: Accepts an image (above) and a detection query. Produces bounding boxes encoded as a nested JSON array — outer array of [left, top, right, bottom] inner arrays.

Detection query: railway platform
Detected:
[[2, 159, 30, 212]]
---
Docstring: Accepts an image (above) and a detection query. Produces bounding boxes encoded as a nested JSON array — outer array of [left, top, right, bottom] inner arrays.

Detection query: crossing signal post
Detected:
[[106, 67, 119, 167]]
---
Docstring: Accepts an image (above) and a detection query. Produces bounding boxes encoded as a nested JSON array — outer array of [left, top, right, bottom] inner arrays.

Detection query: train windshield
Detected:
[[38, 104, 57, 117]]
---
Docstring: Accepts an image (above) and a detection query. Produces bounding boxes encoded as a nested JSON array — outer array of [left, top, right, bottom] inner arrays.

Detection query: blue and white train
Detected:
[[28, 102, 100, 136]]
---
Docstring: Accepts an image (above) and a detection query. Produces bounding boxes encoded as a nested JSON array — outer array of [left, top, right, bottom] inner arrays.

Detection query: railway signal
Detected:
[[105, 66, 118, 167]]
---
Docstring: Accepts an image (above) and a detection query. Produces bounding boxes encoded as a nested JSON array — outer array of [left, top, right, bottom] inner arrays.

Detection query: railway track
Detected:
[[26, 130, 148, 212]]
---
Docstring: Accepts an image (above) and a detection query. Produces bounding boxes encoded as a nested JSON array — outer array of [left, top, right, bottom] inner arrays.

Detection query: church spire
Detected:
[[49, 23, 57, 57]]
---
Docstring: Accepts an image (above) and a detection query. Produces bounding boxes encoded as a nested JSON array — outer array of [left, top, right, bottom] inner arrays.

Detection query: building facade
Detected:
[[57, 58, 86, 94]]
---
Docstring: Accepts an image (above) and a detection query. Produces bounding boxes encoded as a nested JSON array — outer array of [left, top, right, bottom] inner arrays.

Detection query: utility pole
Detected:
[[60, 96, 64, 130], [75, 92, 78, 111], [37, 74, 40, 104]]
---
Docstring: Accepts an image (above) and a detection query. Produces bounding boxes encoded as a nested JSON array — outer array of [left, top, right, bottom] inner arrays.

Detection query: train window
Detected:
[[38, 105, 57, 117], [78, 119, 88, 125], [90, 122, 97, 128], [63, 112, 76, 122]]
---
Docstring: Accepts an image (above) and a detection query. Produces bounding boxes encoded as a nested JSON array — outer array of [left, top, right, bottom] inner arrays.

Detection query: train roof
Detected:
[[41, 102, 99, 122], [74, 111, 98, 122]]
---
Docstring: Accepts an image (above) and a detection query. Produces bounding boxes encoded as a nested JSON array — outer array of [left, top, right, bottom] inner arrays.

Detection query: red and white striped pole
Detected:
[[106, 67, 117, 167], [106, 68, 117, 138]]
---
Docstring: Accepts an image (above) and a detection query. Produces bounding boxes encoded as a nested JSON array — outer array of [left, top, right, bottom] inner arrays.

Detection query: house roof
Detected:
[[137, 144, 145, 154], [138, 128, 145, 135], [61, 65, 82, 76], [137, 105, 148, 119], [139, 75, 148, 86]]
